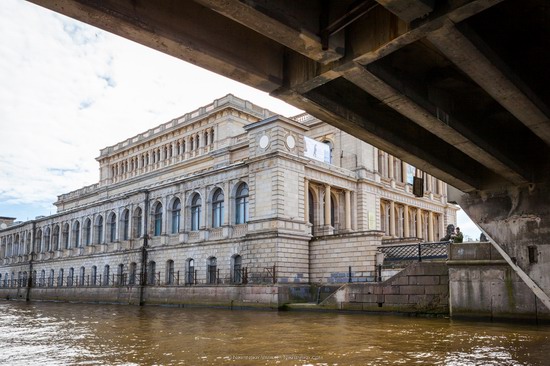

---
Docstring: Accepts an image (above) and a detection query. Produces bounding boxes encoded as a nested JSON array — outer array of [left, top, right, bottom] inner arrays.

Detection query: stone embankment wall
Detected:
[[309, 231, 383, 283], [320, 262, 449, 314], [0, 284, 312, 309], [448, 242, 550, 321]]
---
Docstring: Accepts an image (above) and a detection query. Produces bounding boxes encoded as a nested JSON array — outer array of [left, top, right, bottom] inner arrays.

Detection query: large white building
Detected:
[[0, 95, 457, 306]]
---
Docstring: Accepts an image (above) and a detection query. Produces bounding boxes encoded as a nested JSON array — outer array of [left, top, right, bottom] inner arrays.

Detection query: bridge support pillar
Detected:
[[450, 183, 550, 310]]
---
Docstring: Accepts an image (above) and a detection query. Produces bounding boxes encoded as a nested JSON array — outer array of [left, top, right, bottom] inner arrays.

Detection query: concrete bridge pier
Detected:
[[450, 183, 550, 311]]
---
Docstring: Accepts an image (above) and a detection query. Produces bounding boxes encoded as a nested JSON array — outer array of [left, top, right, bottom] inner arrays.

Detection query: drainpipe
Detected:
[[139, 190, 150, 306]]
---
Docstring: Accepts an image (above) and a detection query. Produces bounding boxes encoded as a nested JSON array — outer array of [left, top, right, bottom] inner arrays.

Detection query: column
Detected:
[[200, 187, 207, 230], [388, 155, 394, 180], [345, 190, 351, 230], [389, 201, 396, 237], [184, 136, 190, 159], [198, 132, 203, 154], [324, 184, 331, 227], [416, 207, 422, 239], [428, 211, 434, 242], [304, 179, 309, 223], [223, 181, 230, 226], [404, 204, 410, 237]]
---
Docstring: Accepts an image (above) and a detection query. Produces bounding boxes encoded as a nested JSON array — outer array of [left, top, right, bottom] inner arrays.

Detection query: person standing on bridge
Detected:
[[454, 227, 463, 243]]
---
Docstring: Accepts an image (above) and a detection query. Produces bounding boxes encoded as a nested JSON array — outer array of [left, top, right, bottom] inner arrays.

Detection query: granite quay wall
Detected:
[[0, 284, 312, 309], [319, 262, 449, 314], [448, 242, 550, 321], [309, 231, 383, 283]]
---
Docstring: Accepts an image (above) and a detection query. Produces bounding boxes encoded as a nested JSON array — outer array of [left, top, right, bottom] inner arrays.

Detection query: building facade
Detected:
[[0, 95, 457, 306]]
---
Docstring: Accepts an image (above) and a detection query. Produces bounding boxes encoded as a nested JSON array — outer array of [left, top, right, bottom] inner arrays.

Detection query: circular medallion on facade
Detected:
[[286, 135, 296, 149], [259, 135, 270, 149]]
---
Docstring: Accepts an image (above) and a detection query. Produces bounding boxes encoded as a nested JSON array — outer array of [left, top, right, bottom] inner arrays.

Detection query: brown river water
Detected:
[[0, 301, 549, 366]]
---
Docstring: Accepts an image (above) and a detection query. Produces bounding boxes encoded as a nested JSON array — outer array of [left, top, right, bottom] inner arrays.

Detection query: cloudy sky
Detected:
[[0, 0, 480, 240]]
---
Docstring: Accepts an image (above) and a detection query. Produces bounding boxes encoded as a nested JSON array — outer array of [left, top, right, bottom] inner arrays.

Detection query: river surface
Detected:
[[1, 301, 549, 366]]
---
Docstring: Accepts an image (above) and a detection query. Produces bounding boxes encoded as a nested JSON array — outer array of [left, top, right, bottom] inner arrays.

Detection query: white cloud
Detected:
[[0, 0, 302, 219]]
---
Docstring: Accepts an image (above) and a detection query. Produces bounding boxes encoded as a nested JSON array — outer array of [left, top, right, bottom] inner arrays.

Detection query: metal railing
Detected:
[[379, 241, 450, 265], [0, 266, 277, 288]]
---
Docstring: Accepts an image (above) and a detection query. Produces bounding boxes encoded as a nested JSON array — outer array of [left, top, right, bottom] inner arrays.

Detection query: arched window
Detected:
[[48, 269, 54, 287], [154, 203, 163, 236], [166, 260, 175, 285], [128, 262, 137, 285], [40, 270, 45, 287], [148, 261, 156, 285], [186, 259, 195, 285], [95, 216, 103, 244], [91, 266, 97, 286], [58, 268, 64, 287], [171, 199, 181, 234], [36, 229, 43, 253], [62, 223, 70, 249], [235, 183, 249, 224], [108, 213, 117, 242], [434, 214, 441, 241], [84, 219, 92, 246], [232, 255, 242, 284], [191, 194, 201, 231], [26, 233, 31, 254], [103, 265, 110, 286], [212, 188, 224, 228], [52, 225, 60, 251], [67, 268, 74, 287], [44, 227, 51, 252], [117, 264, 124, 285], [13, 235, 19, 256], [72, 221, 80, 248], [79, 267, 85, 286], [422, 212, 429, 240], [381, 201, 391, 236], [207, 257, 217, 285], [121, 209, 130, 241], [397, 205, 405, 238], [134, 207, 143, 238]]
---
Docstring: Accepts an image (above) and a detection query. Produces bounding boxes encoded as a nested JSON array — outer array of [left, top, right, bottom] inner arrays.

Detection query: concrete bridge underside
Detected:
[[29, 0, 550, 308]]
